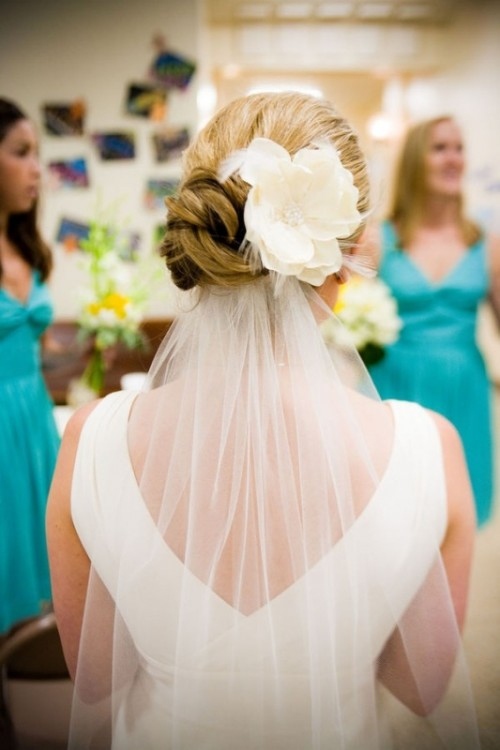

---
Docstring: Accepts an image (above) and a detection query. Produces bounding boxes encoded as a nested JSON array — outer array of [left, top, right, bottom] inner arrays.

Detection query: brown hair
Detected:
[[0, 97, 53, 281], [161, 92, 369, 290], [387, 115, 481, 248]]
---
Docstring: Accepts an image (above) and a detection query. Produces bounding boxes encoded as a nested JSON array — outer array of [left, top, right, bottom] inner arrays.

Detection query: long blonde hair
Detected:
[[387, 115, 481, 248], [161, 92, 369, 290]]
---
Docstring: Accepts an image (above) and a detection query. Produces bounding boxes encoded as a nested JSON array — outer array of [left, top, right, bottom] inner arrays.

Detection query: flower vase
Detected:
[[81, 346, 106, 394], [66, 346, 105, 407]]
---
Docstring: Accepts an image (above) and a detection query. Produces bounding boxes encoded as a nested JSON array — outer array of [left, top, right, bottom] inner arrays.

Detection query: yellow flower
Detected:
[[333, 276, 362, 314], [87, 292, 130, 319]]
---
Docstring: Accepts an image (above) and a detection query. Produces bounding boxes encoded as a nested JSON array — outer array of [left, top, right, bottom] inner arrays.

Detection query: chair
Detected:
[[0, 612, 73, 749]]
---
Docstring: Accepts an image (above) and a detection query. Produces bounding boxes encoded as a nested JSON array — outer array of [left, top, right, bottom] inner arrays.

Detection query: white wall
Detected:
[[0, 0, 201, 318]]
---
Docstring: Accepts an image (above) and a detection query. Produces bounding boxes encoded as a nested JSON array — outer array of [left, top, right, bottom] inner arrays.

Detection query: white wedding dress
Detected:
[[69, 388, 457, 750]]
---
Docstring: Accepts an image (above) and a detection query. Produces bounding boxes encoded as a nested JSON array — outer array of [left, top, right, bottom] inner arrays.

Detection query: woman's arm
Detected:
[[487, 232, 500, 326], [46, 400, 100, 680], [377, 412, 475, 715]]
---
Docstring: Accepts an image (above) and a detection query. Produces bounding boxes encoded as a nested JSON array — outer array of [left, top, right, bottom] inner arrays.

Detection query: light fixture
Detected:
[[275, 3, 312, 19], [221, 63, 242, 79], [197, 83, 218, 128], [356, 2, 394, 19], [367, 112, 399, 141], [397, 3, 433, 21], [315, 2, 353, 19], [235, 3, 272, 20]]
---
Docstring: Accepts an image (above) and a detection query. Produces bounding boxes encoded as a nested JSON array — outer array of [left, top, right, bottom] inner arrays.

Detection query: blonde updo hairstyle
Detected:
[[161, 92, 370, 291]]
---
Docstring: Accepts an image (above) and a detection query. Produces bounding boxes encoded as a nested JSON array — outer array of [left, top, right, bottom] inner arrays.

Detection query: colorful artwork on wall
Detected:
[[145, 178, 179, 211], [56, 217, 90, 252], [47, 157, 90, 189], [152, 126, 189, 162], [42, 100, 86, 136], [126, 83, 167, 120], [92, 131, 136, 160], [149, 50, 196, 91], [56, 216, 141, 261]]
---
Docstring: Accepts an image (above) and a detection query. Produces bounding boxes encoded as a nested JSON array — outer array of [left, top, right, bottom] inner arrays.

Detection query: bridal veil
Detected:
[[66, 92, 479, 749]]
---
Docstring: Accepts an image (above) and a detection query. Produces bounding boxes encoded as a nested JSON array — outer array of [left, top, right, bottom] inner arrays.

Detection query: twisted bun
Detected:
[[161, 168, 263, 290], [160, 92, 369, 291]]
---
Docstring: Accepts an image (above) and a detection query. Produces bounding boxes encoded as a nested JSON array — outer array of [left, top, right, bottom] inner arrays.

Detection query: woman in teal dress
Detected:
[[368, 115, 500, 527], [0, 98, 60, 634]]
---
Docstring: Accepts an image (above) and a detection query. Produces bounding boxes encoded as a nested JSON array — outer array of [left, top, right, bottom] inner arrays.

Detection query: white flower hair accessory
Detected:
[[218, 137, 372, 286]]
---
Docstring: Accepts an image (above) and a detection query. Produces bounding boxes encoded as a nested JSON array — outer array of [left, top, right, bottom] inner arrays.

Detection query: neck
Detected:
[[421, 195, 460, 229], [0, 222, 15, 262]]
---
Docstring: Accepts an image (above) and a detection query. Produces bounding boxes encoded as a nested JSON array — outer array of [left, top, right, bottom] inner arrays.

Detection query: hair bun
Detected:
[[160, 168, 260, 290]]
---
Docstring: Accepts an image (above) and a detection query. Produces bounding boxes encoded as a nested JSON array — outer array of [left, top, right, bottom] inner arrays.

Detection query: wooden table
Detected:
[[43, 319, 173, 405]]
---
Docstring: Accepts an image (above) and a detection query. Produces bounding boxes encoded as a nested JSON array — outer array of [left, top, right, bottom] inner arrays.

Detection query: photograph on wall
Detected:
[[149, 49, 196, 91], [56, 217, 90, 252], [152, 126, 189, 163], [144, 178, 179, 211], [125, 82, 167, 120], [56, 216, 140, 260], [92, 131, 136, 160], [47, 157, 90, 189], [42, 100, 86, 136]]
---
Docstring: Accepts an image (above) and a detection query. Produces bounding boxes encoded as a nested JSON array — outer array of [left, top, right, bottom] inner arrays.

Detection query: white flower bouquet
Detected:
[[322, 276, 402, 366]]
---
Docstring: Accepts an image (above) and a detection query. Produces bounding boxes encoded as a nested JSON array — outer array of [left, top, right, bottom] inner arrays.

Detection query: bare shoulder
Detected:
[[47, 399, 102, 515], [487, 232, 500, 270], [425, 408, 462, 449], [486, 234, 500, 272], [424, 408, 467, 478], [424, 409, 475, 528], [487, 231, 500, 249], [64, 398, 102, 440]]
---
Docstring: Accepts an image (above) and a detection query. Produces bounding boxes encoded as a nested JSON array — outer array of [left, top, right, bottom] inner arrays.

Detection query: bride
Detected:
[[47, 91, 479, 749]]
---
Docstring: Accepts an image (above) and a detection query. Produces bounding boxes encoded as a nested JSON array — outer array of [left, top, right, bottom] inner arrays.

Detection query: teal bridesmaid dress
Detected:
[[370, 221, 494, 526], [0, 271, 60, 633]]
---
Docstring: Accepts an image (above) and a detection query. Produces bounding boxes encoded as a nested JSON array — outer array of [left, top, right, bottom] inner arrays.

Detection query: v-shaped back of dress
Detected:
[[71, 389, 447, 749]]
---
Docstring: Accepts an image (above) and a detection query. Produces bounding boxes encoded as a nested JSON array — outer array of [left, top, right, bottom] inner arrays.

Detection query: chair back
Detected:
[[0, 613, 72, 749]]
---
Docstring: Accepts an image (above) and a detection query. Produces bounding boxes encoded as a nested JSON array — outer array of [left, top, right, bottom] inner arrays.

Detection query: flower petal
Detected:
[[234, 138, 362, 285], [259, 222, 314, 266], [240, 138, 290, 185]]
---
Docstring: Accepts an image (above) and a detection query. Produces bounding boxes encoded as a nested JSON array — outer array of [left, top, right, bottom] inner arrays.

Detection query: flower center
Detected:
[[280, 203, 304, 227]]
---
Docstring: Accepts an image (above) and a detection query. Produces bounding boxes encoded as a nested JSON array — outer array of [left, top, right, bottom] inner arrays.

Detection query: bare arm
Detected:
[[487, 233, 500, 327], [377, 412, 475, 715], [46, 400, 100, 680]]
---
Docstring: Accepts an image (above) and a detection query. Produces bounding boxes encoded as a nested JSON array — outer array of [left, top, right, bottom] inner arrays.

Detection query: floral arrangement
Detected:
[[74, 209, 162, 398], [219, 137, 364, 286], [321, 276, 402, 366]]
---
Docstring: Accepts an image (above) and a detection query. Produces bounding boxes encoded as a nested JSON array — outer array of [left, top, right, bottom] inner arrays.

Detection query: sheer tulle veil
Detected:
[[68, 93, 480, 749]]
